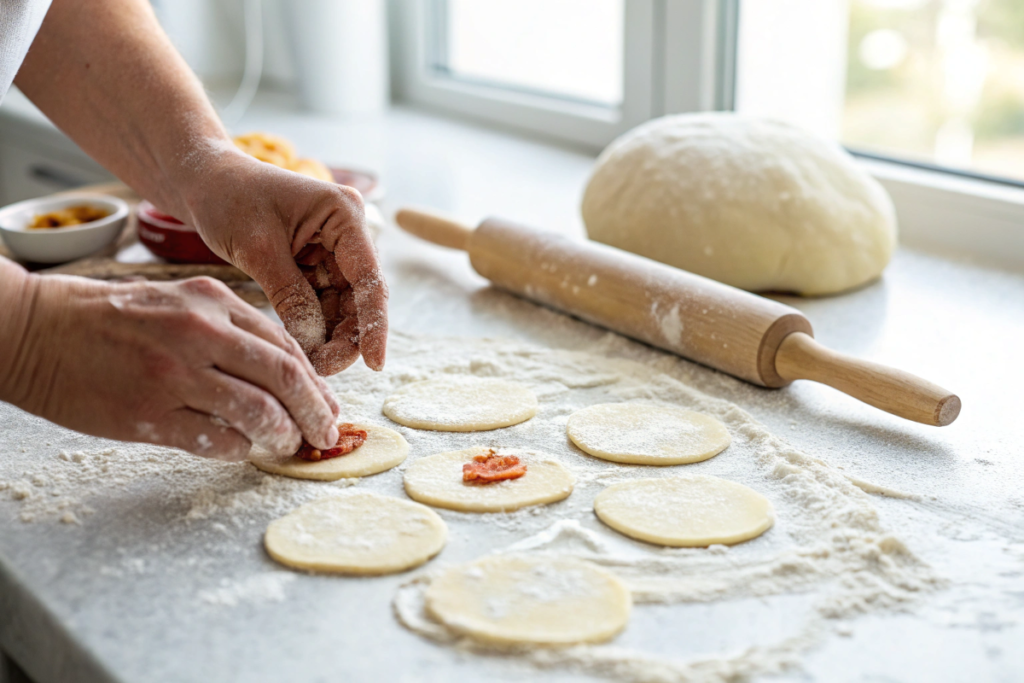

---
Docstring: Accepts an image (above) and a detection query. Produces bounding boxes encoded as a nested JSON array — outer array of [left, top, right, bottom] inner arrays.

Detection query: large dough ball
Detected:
[[581, 114, 897, 295]]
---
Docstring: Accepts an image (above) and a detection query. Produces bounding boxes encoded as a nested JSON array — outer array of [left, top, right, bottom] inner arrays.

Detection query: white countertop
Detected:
[[1, 92, 1023, 683]]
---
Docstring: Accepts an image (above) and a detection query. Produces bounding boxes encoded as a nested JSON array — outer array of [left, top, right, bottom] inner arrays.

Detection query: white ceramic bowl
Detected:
[[0, 193, 129, 264]]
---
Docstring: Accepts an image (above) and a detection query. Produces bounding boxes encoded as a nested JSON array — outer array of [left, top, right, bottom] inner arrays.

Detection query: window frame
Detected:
[[391, 0, 736, 148]]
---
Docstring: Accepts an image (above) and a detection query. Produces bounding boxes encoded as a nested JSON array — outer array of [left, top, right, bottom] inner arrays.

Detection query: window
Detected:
[[845, 0, 1024, 184], [392, 0, 1024, 268], [438, 0, 625, 107], [737, 0, 1024, 186], [392, 0, 733, 147]]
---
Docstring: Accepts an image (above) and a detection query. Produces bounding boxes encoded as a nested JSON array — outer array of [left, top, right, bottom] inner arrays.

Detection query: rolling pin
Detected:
[[395, 208, 961, 427]]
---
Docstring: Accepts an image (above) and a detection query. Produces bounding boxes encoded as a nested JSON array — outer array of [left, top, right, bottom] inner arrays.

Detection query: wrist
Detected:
[[0, 261, 40, 406], [165, 135, 247, 223]]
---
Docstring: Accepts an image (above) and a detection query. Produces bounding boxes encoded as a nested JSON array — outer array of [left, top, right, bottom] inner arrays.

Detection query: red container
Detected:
[[136, 201, 226, 264]]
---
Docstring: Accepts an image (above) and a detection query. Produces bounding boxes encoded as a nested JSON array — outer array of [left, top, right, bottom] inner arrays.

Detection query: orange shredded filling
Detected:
[[29, 205, 109, 229], [295, 423, 367, 462], [462, 450, 527, 484]]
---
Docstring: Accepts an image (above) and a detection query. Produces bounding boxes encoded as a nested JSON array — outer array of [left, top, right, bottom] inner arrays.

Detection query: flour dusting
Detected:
[[0, 331, 945, 682], [199, 572, 296, 607], [367, 333, 945, 682]]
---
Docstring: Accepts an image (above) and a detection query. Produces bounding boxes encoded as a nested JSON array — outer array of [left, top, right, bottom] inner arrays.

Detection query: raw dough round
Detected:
[[425, 554, 631, 645], [567, 403, 730, 465], [404, 447, 574, 513], [581, 113, 897, 295], [382, 377, 538, 431], [265, 492, 447, 575], [594, 475, 774, 547], [249, 423, 408, 481]]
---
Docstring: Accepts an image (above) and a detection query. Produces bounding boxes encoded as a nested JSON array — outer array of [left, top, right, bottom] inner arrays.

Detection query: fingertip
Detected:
[[325, 424, 339, 449], [360, 329, 387, 371], [311, 339, 361, 376]]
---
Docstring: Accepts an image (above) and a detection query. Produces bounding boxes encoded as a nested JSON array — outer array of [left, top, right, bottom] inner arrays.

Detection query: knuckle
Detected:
[[335, 185, 365, 209], [276, 354, 304, 390], [142, 350, 183, 382], [250, 393, 283, 427], [268, 280, 307, 311], [179, 309, 221, 340], [183, 276, 227, 297]]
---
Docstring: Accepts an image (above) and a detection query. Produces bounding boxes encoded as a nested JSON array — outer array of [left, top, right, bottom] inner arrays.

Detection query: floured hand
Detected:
[[184, 153, 389, 376], [0, 272, 342, 461]]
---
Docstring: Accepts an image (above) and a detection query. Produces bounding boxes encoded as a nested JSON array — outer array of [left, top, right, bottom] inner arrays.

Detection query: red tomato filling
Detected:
[[295, 423, 368, 461], [462, 450, 527, 484]]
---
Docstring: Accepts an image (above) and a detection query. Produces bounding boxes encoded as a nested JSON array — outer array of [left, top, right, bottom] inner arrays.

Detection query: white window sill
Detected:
[[862, 157, 1024, 273]]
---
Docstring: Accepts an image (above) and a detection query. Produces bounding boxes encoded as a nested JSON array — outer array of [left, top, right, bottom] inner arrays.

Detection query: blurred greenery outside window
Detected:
[[844, 0, 1024, 184], [410, 0, 1024, 187]]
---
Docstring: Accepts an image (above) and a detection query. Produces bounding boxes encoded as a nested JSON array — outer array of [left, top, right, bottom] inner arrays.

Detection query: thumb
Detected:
[[236, 245, 326, 355]]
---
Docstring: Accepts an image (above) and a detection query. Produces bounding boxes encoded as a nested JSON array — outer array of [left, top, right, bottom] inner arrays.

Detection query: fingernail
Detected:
[[325, 424, 339, 448]]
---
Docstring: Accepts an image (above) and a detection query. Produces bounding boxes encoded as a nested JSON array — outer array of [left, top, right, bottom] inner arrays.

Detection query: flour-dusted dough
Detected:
[[567, 403, 730, 465], [594, 475, 774, 547], [404, 447, 574, 513], [382, 377, 538, 431], [582, 114, 897, 296], [425, 554, 631, 646], [249, 423, 408, 481], [265, 492, 447, 574]]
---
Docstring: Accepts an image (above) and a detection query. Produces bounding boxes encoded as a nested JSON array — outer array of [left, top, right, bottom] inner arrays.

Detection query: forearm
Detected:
[[14, 0, 239, 221]]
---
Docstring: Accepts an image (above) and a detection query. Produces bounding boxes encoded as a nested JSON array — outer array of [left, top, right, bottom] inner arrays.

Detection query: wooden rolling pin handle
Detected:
[[394, 208, 472, 251], [775, 332, 961, 426]]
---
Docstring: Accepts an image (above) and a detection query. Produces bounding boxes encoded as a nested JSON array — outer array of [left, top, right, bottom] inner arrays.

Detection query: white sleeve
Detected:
[[0, 0, 54, 103]]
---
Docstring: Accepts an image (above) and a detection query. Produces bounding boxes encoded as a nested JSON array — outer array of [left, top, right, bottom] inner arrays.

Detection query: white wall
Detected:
[[152, 0, 296, 90]]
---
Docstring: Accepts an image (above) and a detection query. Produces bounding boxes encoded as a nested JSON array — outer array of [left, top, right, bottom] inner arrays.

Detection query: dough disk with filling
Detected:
[[567, 403, 730, 465], [404, 447, 574, 513], [425, 554, 631, 645], [249, 423, 408, 481], [594, 475, 774, 547], [383, 377, 538, 431], [265, 492, 447, 574]]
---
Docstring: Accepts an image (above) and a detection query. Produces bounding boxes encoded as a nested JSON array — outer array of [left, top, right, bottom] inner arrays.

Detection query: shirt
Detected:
[[0, 0, 52, 103]]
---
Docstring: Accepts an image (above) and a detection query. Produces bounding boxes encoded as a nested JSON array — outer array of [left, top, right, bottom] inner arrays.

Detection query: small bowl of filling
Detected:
[[0, 193, 129, 263]]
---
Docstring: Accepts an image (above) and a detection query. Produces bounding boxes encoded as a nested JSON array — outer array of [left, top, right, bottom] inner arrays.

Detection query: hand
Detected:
[[3, 273, 342, 461], [10, 0, 386, 374], [183, 152, 388, 376]]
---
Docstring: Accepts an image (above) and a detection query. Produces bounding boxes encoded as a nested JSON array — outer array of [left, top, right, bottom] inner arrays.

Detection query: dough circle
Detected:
[[383, 377, 538, 432], [425, 554, 631, 646], [567, 403, 730, 465], [249, 423, 408, 480], [594, 475, 774, 547], [404, 447, 574, 513], [265, 492, 447, 575], [581, 113, 897, 295]]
